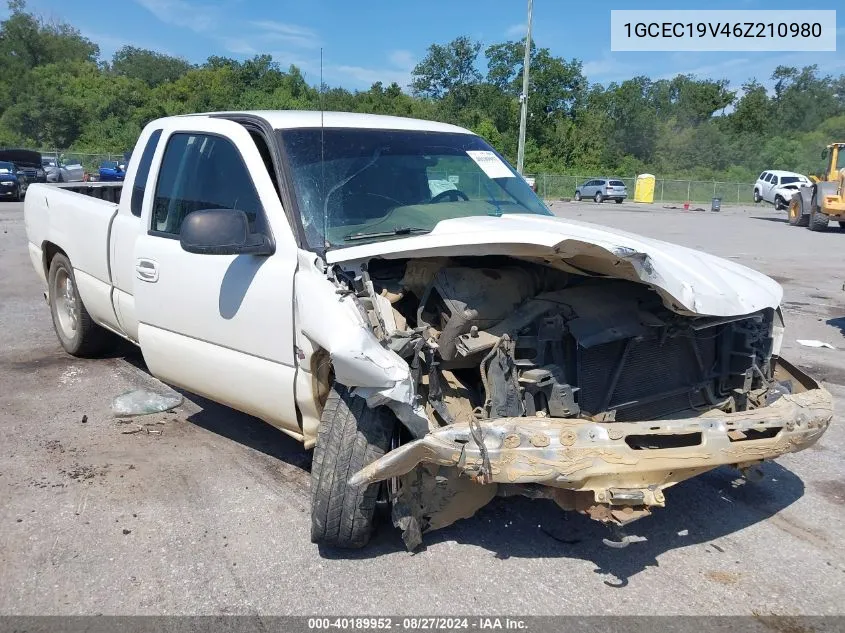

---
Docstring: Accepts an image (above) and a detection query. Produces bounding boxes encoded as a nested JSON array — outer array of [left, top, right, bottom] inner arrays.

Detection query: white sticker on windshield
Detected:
[[466, 151, 515, 179]]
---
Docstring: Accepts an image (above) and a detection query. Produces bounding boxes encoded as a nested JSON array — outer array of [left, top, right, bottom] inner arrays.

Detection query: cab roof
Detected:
[[181, 110, 475, 135]]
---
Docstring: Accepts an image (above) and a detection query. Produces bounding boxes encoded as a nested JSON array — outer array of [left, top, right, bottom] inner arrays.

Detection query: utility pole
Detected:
[[516, 0, 534, 175]]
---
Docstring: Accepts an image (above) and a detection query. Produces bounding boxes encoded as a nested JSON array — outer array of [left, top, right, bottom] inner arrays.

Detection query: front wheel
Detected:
[[808, 201, 829, 232], [787, 197, 808, 226], [774, 195, 786, 211], [310, 385, 395, 549], [594, 192, 604, 203], [48, 254, 112, 357], [573, 191, 581, 201]]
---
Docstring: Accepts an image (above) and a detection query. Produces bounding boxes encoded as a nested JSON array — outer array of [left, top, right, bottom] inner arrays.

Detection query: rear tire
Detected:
[[594, 192, 603, 203], [310, 385, 395, 549], [614, 198, 623, 204], [47, 253, 112, 357], [808, 198, 829, 232], [753, 189, 761, 203], [838, 221, 845, 229]]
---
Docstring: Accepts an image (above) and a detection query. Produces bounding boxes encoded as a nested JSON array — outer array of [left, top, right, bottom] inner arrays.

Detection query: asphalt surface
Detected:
[[1, 199, 844, 615]]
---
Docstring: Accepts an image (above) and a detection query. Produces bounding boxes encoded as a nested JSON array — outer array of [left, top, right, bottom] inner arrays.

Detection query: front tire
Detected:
[[774, 195, 786, 211], [594, 192, 603, 203], [808, 196, 829, 232], [788, 197, 808, 226], [573, 191, 581, 201], [310, 385, 394, 549], [48, 254, 112, 357]]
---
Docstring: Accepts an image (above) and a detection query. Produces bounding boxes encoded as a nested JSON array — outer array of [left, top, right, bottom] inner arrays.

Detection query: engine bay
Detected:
[[334, 255, 777, 433]]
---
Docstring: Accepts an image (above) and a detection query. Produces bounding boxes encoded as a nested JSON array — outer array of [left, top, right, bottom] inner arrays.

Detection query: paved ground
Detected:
[[1, 199, 844, 615]]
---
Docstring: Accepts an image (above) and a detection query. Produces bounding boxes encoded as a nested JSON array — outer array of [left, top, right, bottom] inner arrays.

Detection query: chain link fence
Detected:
[[530, 174, 755, 205], [16, 149, 755, 204]]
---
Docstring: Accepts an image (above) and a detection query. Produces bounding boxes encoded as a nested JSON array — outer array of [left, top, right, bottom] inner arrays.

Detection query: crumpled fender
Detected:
[[295, 257, 429, 435]]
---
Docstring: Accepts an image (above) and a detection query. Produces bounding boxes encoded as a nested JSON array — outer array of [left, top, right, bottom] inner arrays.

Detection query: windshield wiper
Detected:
[[343, 227, 431, 241]]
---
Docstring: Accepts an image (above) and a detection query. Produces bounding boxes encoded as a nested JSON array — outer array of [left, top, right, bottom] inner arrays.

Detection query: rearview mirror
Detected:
[[179, 209, 274, 256]]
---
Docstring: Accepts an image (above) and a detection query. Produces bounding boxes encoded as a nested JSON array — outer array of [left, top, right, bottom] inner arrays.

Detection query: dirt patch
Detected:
[[58, 463, 109, 482], [704, 570, 740, 585], [813, 480, 845, 504], [798, 361, 845, 386]]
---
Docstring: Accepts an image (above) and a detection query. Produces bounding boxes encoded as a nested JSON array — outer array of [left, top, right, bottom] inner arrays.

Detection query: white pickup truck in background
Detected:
[[25, 111, 832, 550]]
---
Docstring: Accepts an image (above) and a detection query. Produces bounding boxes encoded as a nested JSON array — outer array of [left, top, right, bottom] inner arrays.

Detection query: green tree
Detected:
[[111, 46, 192, 87]]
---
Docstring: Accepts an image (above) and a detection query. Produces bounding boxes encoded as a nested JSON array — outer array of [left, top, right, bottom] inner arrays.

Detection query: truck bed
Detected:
[[53, 182, 123, 204], [25, 183, 123, 336]]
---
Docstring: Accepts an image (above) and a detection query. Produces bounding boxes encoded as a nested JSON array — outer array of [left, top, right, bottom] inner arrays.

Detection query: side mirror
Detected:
[[179, 208, 274, 256]]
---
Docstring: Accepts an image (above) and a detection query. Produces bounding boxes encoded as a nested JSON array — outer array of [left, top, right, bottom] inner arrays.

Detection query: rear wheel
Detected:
[[614, 198, 623, 204], [753, 189, 761, 203], [47, 254, 112, 357], [594, 192, 603, 203], [838, 222, 845, 229], [310, 385, 395, 549], [573, 191, 581, 201]]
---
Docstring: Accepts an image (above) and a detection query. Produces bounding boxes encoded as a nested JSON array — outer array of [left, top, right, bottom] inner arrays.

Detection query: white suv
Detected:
[[753, 170, 811, 209]]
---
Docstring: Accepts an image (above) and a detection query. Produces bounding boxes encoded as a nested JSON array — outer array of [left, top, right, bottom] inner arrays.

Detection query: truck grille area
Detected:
[[577, 334, 718, 421]]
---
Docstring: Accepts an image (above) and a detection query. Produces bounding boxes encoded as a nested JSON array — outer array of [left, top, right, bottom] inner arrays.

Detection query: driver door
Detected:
[[133, 118, 300, 433]]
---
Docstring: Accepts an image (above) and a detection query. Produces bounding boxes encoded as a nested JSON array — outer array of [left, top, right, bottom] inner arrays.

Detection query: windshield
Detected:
[[278, 128, 552, 250], [0, 161, 14, 174], [101, 161, 118, 169], [780, 176, 804, 185]]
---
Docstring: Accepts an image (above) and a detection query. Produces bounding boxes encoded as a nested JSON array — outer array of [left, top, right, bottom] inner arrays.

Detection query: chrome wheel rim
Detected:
[[54, 268, 78, 339]]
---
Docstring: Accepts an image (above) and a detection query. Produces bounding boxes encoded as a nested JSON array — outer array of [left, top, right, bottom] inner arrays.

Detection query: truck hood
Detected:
[[324, 213, 782, 317]]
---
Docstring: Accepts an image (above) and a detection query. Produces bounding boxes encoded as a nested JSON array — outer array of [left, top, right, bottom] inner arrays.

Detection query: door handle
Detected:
[[135, 258, 159, 283]]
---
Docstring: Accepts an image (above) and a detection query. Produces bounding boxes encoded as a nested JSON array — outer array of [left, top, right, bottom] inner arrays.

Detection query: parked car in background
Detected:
[[574, 178, 627, 203], [98, 160, 126, 182], [41, 156, 85, 183], [0, 160, 25, 201], [753, 170, 811, 209], [0, 149, 45, 184]]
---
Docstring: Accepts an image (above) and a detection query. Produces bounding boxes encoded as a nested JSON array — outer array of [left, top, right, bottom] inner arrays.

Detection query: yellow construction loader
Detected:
[[787, 142, 845, 231]]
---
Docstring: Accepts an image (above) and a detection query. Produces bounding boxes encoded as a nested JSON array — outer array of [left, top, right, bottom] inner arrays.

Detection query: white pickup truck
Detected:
[[25, 111, 832, 550]]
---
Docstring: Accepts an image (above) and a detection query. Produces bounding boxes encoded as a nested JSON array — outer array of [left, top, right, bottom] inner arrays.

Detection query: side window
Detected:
[[131, 129, 162, 217], [770, 175, 779, 185], [151, 133, 264, 236], [759, 172, 766, 180]]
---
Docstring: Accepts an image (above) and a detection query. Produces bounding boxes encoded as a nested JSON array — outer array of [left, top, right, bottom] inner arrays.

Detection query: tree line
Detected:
[[1, 0, 844, 181]]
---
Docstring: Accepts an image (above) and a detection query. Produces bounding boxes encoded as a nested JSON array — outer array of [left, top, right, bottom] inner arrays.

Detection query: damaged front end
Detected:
[[299, 248, 832, 550]]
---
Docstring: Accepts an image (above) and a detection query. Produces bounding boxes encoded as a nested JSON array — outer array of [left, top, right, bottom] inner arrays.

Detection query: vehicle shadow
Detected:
[[327, 461, 805, 586], [750, 216, 787, 223], [825, 317, 845, 338], [114, 340, 310, 470]]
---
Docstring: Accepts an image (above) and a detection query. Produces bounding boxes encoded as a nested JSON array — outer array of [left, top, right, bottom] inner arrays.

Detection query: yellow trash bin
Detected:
[[634, 173, 655, 203]]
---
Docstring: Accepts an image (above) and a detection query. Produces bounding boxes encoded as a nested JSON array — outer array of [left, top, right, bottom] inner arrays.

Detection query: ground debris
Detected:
[[111, 389, 182, 417]]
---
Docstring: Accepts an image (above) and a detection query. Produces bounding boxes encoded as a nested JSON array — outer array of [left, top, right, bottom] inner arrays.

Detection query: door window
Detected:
[[770, 175, 779, 185], [151, 133, 264, 236]]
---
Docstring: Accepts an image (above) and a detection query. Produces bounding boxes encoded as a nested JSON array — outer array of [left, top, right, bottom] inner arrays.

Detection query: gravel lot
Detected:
[[1, 199, 844, 616]]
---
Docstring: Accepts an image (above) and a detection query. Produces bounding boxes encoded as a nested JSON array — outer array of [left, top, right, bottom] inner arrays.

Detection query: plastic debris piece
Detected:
[[111, 389, 183, 417], [796, 339, 836, 349]]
